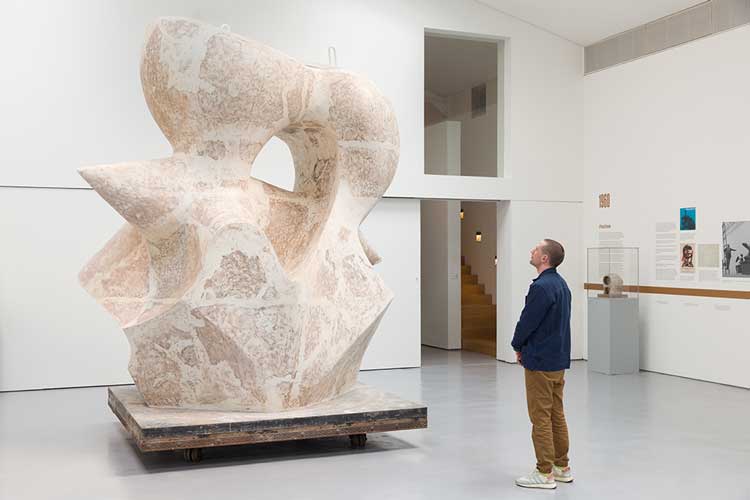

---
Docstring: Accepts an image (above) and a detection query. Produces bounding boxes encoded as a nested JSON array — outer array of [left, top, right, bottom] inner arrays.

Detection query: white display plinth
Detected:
[[587, 297, 639, 375]]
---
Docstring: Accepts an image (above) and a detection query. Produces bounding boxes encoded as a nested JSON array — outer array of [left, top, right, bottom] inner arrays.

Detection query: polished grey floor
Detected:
[[1, 347, 749, 499]]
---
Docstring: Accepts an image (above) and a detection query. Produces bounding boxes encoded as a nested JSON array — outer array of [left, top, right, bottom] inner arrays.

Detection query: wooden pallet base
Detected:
[[109, 384, 427, 461]]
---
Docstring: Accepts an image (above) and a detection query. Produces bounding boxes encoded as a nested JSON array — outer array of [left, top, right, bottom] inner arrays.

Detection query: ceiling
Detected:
[[476, 0, 706, 46], [425, 35, 499, 97]]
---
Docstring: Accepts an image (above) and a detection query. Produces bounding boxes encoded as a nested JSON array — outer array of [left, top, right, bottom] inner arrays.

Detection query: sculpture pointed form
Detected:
[[79, 17, 399, 411]]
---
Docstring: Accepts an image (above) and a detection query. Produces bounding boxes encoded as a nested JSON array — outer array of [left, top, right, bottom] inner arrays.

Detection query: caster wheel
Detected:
[[349, 434, 367, 449], [183, 448, 203, 463]]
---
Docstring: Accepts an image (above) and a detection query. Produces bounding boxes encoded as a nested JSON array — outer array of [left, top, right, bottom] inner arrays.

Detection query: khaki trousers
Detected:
[[524, 368, 570, 474]]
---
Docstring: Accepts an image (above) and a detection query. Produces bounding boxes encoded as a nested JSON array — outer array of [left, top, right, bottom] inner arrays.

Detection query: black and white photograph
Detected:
[[722, 221, 750, 278]]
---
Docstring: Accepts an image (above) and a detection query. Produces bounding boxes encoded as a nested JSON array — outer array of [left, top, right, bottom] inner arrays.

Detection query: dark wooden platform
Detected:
[[109, 384, 427, 455]]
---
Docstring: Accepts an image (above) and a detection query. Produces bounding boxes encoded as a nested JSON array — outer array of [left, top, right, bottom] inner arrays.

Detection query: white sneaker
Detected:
[[515, 469, 556, 489], [552, 465, 574, 483]]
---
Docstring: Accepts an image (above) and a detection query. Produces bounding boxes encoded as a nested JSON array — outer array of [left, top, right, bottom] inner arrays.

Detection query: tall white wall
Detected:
[[424, 121, 461, 175], [461, 202, 498, 302], [0, 0, 582, 390], [420, 200, 462, 349], [583, 25, 750, 388], [0, 0, 582, 201], [497, 201, 584, 362], [448, 78, 500, 178], [0, 189, 131, 391], [360, 199, 423, 371]]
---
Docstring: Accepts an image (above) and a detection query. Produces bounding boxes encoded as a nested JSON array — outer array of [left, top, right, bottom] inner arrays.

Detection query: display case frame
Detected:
[[586, 247, 640, 299]]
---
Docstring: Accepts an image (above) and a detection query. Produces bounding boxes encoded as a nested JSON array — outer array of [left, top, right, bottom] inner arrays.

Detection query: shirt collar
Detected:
[[533, 267, 557, 281]]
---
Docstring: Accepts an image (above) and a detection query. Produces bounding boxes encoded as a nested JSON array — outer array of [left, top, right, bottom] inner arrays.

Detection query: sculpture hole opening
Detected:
[[251, 136, 295, 192]]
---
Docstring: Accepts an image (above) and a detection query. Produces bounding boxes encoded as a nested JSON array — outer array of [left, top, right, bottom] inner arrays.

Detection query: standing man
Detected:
[[723, 244, 735, 274], [512, 239, 572, 490], [722, 243, 737, 276]]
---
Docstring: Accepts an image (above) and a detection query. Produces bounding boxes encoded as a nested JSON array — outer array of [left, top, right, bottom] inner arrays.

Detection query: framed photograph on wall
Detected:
[[722, 221, 750, 277], [680, 207, 696, 231], [680, 243, 696, 273]]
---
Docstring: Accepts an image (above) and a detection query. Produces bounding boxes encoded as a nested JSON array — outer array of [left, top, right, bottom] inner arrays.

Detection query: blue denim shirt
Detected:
[[511, 268, 571, 371]]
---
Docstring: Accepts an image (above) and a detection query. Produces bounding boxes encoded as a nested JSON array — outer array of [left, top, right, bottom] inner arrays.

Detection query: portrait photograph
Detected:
[[680, 243, 696, 272]]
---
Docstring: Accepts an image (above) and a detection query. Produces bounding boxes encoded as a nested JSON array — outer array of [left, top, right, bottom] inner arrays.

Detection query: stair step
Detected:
[[462, 318, 496, 329], [463, 318, 492, 328], [463, 316, 496, 325], [462, 304, 495, 316], [461, 274, 478, 285], [462, 310, 496, 326], [462, 293, 492, 305], [461, 265, 471, 275], [462, 283, 485, 295], [462, 326, 496, 340], [462, 337, 496, 357]]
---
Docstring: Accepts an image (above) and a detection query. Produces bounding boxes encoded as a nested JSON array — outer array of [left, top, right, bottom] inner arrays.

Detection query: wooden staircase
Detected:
[[461, 256, 496, 357]]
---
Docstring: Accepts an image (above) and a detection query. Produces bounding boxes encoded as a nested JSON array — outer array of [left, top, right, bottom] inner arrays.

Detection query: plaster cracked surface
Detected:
[[79, 17, 399, 412]]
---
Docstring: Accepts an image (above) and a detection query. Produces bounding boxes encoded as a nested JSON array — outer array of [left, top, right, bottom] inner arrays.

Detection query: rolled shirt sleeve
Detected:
[[511, 283, 552, 352]]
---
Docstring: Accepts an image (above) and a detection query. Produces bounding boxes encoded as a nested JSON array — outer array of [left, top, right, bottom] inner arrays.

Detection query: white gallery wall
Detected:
[[497, 201, 584, 362], [0, 191, 420, 391], [0, 0, 582, 201], [583, 24, 750, 388], [0, 189, 130, 391], [449, 78, 500, 178], [420, 200, 462, 350], [424, 121, 461, 176], [0, 0, 583, 390]]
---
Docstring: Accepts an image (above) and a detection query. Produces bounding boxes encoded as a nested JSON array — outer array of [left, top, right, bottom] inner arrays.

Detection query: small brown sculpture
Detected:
[[598, 273, 626, 298]]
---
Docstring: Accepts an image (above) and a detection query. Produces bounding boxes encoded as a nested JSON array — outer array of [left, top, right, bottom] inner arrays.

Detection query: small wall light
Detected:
[[494, 256, 497, 266], [475, 231, 482, 242], [459, 209, 464, 220]]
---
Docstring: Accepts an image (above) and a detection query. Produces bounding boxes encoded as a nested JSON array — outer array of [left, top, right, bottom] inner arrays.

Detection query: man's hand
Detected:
[[515, 351, 522, 364]]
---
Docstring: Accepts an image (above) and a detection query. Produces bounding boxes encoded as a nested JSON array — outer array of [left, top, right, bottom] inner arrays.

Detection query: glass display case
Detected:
[[586, 247, 639, 299]]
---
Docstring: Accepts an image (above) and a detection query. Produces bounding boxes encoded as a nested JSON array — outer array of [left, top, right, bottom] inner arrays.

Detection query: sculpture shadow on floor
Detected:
[[109, 426, 418, 476]]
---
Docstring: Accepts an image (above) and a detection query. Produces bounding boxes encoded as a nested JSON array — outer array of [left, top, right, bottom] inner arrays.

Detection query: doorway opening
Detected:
[[420, 200, 499, 358]]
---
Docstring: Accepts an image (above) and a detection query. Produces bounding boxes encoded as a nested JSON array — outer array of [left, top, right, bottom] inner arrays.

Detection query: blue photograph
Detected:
[[680, 207, 696, 231]]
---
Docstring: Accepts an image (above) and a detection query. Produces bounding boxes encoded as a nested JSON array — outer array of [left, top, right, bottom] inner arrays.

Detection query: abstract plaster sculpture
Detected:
[[599, 273, 625, 298], [79, 17, 399, 412]]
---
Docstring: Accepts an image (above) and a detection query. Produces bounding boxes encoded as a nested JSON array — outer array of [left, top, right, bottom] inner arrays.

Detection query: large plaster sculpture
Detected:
[[79, 18, 399, 412]]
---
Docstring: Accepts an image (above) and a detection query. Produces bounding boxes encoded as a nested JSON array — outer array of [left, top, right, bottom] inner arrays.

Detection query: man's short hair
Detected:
[[542, 239, 565, 268]]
